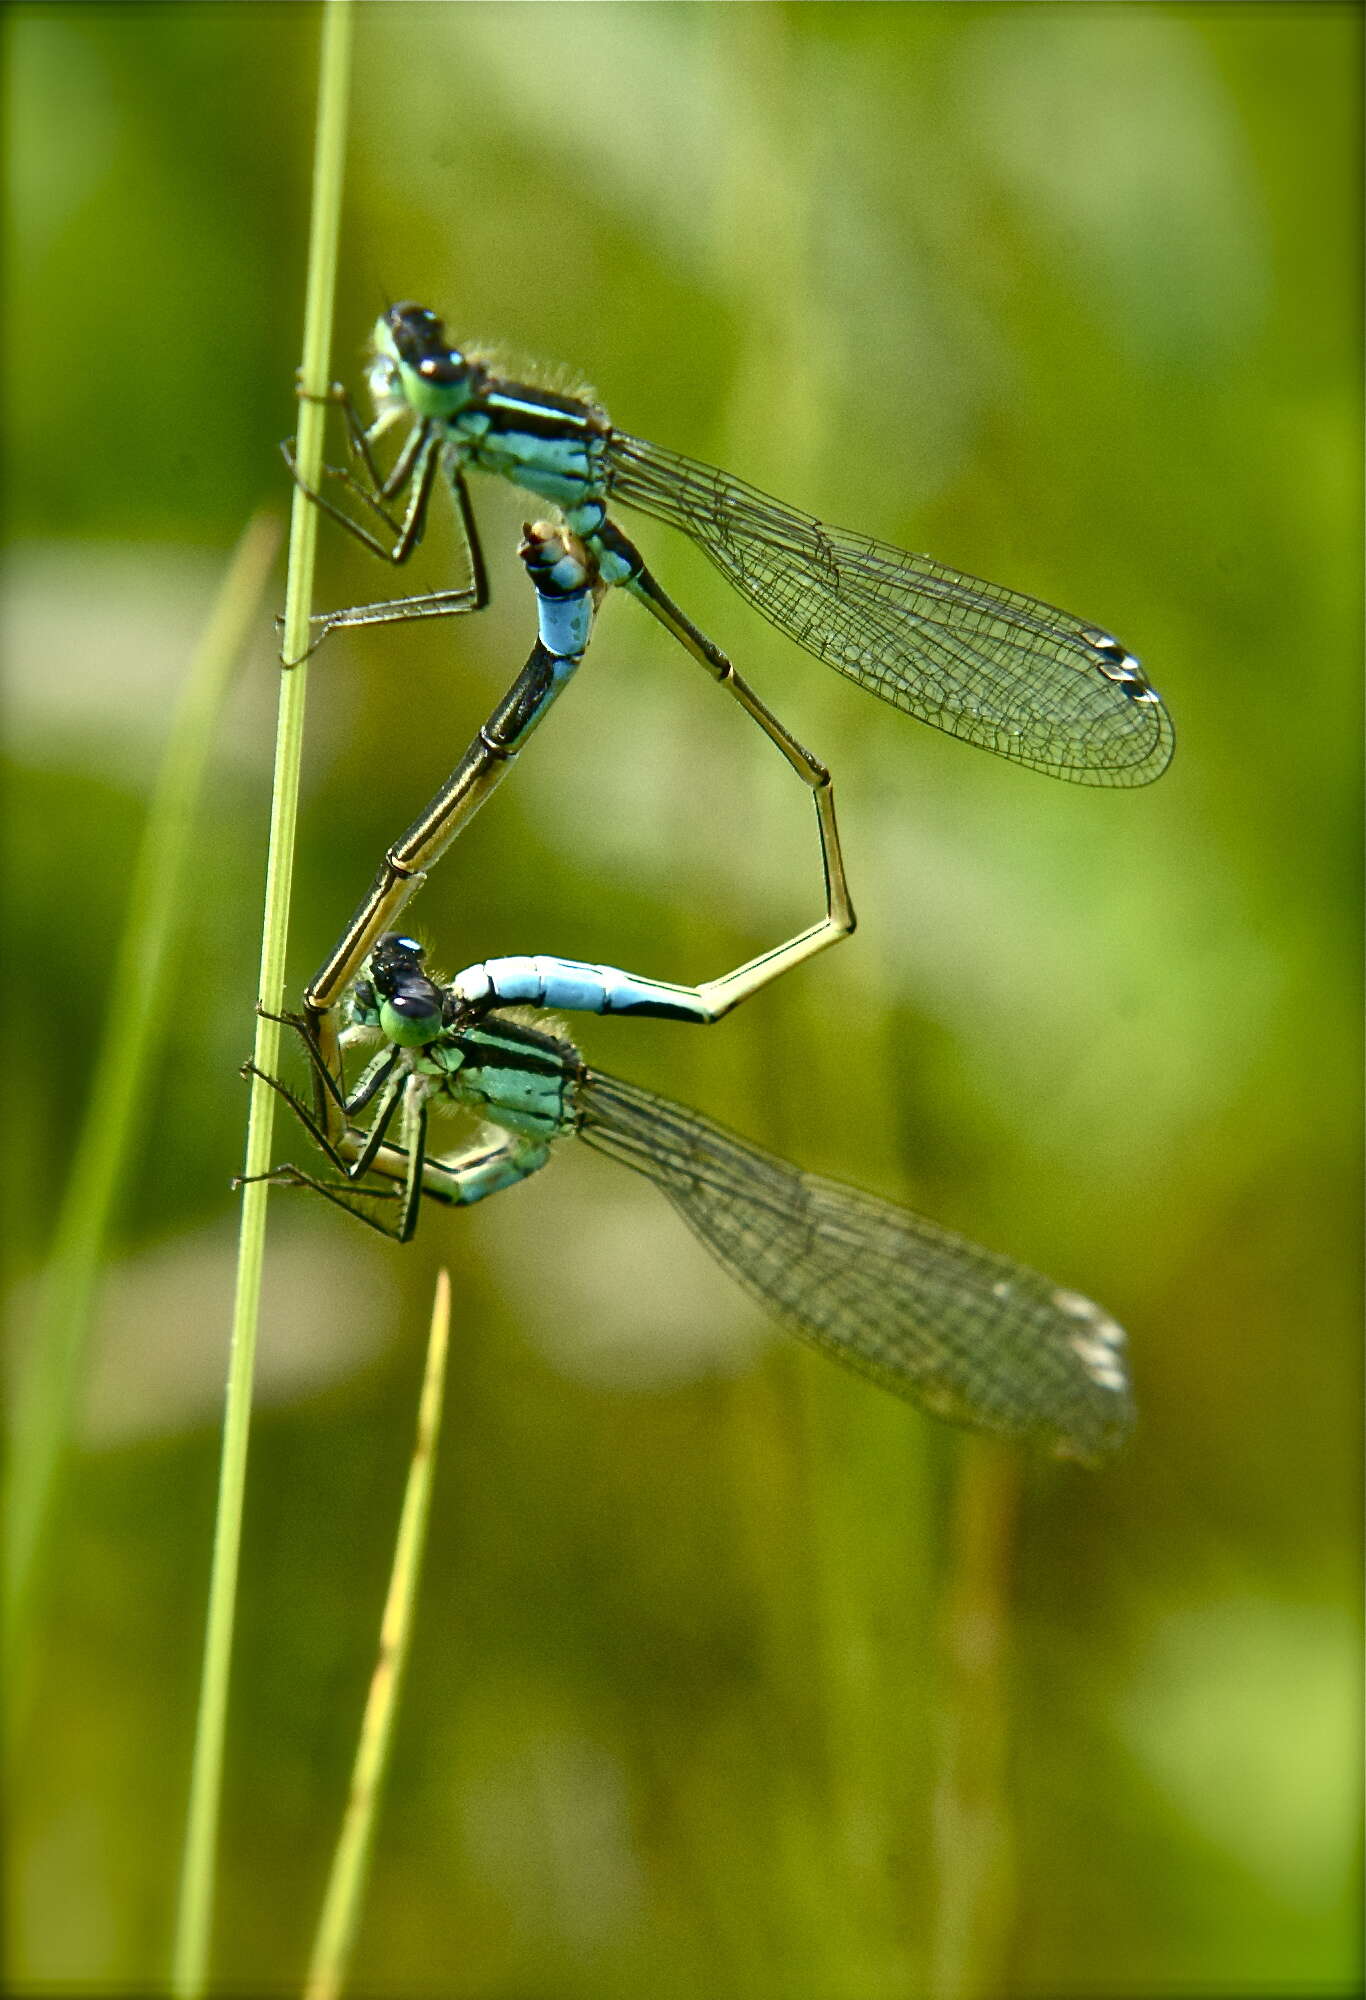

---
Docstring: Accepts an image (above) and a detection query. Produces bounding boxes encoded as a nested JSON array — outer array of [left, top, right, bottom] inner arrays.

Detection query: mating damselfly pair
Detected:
[[252, 301, 1172, 1464]]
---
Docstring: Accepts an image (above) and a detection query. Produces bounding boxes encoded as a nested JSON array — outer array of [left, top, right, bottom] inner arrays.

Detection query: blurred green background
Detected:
[[5, 4, 1361, 1994]]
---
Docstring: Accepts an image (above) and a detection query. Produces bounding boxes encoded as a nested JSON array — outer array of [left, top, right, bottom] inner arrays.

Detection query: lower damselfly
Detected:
[[246, 935, 1134, 1465], [289, 302, 1172, 787], [303, 522, 853, 1093]]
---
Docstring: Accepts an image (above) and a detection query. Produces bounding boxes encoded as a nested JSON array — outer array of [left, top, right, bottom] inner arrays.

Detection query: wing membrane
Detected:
[[577, 1067, 1134, 1463], [607, 431, 1172, 787]]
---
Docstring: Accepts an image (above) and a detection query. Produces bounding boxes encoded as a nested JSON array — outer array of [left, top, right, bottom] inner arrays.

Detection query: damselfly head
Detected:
[[372, 302, 476, 419], [365, 934, 444, 1050]]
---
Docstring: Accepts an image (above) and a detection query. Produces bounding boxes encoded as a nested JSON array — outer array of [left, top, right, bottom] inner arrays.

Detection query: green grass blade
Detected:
[[930, 1438, 1022, 2000], [3, 507, 282, 1708], [306, 1271, 453, 2000], [172, 3, 353, 1990]]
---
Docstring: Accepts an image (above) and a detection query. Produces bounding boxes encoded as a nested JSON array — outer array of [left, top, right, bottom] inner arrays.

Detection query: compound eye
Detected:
[[417, 353, 465, 388], [392, 992, 439, 1025], [379, 986, 442, 1048]]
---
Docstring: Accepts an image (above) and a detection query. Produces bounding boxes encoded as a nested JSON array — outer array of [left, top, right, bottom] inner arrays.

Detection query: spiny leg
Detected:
[[242, 1047, 425, 1239], [281, 438, 490, 664], [283, 351, 497, 653], [286, 436, 424, 551], [292, 377, 408, 495], [298, 462, 491, 631], [248, 1009, 398, 1154], [242, 1054, 358, 1175], [349, 1065, 417, 1184], [281, 418, 438, 568], [241, 1114, 551, 1241], [237, 1160, 414, 1242], [254, 1002, 352, 1141], [393, 1078, 430, 1243]]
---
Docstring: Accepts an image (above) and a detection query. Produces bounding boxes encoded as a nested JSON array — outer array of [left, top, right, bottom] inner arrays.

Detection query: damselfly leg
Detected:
[[244, 1048, 549, 1245], [282, 382, 487, 662]]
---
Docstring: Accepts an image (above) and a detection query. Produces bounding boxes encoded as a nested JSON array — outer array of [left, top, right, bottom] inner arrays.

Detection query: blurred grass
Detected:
[[3, 510, 280, 1698], [307, 1268, 451, 2000], [4, 4, 1361, 1996]]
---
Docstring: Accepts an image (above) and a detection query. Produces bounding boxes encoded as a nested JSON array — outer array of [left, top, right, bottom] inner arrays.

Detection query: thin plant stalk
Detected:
[[306, 1271, 452, 2000], [172, 4, 353, 1990], [929, 1438, 1022, 1999], [2, 508, 281, 1729]]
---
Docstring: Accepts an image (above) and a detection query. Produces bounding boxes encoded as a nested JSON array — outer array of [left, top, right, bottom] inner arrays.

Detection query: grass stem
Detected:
[[2, 508, 281, 1741], [929, 1438, 1022, 1999], [306, 1271, 452, 2000], [172, 5, 353, 1989]]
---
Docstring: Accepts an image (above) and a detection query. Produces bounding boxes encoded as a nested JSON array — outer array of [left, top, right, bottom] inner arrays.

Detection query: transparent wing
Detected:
[[607, 431, 1172, 787], [576, 1068, 1134, 1463]]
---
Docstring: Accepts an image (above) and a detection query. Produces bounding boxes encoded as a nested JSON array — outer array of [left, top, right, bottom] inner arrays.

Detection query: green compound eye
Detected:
[[378, 995, 441, 1049]]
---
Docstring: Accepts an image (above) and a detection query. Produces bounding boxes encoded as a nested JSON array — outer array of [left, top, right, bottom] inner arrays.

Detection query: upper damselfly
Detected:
[[291, 302, 1173, 787], [247, 935, 1134, 1465]]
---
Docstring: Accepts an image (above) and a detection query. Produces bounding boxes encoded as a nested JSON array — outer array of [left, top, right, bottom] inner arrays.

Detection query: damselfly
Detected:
[[290, 302, 1172, 787], [304, 522, 853, 1074], [246, 936, 1135, 1465]]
